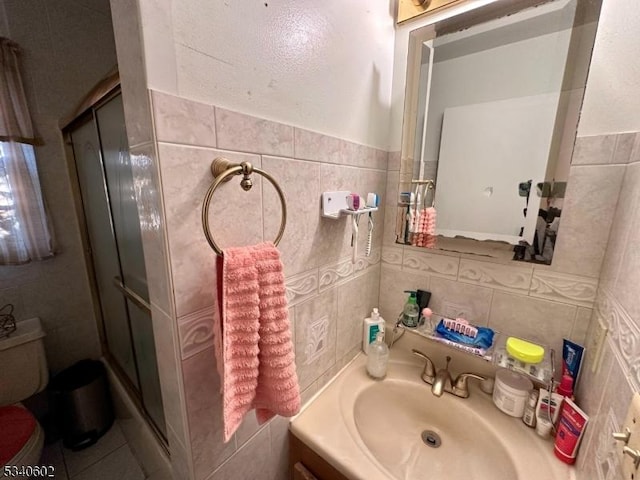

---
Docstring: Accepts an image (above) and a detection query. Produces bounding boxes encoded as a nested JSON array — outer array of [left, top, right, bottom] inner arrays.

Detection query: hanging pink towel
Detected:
[[213, 242, 300, 443]]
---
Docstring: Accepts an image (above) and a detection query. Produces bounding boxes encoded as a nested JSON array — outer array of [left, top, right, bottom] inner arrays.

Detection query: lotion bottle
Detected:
[[363, 308, 385, 355]]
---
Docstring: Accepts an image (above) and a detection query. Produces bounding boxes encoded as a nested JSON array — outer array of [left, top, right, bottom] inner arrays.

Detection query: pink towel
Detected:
[[213, 242, 300, 442], [411, 207, 437, 249]]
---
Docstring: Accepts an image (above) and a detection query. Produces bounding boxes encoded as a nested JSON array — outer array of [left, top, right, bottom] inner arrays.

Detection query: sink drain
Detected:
[[421, 430, 442, 448]]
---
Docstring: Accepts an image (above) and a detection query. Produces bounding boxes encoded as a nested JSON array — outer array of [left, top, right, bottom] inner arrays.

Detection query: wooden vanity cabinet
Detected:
[[289, 432, 351, 480]]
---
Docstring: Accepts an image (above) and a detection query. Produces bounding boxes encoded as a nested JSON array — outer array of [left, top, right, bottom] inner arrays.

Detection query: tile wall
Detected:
[[111, 12, 390, 466], [572, 132, 640, 480], [149, 90, 386, 480]]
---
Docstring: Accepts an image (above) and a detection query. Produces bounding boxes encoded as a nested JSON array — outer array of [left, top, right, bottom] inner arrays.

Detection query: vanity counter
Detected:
[[290, 347, 576, 480]]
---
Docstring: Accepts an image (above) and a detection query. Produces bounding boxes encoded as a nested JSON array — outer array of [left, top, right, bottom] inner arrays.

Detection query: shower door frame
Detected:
[[63, 84, 169, 453]]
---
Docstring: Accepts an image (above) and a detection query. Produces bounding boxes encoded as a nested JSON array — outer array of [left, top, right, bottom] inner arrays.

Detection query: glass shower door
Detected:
[[71, 118, 139, 388], [69, 91, 166, 438]]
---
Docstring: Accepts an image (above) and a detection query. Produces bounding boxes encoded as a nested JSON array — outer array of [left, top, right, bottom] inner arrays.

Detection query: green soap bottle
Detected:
[[401, 291, 419, 328]]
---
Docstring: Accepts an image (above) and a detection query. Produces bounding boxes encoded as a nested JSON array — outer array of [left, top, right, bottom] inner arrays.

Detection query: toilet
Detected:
[[0, 318, 48, 474]]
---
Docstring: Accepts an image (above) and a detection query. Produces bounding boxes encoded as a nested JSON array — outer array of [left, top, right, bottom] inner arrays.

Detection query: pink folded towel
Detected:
[[413, 207, 437, 249], [213, 242, 300, 442]]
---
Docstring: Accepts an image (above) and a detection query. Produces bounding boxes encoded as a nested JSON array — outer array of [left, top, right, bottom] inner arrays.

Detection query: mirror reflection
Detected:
[[399, 0, 600, 264]]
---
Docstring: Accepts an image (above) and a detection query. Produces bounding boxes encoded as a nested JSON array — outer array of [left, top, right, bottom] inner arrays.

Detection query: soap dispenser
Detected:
[[401, 291, 419, 327], [363, 308, 385, 355], [366, 331, 389, 379]]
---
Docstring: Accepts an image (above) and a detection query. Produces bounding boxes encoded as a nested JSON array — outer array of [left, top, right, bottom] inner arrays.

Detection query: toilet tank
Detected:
[[0, 317, 48, 405]]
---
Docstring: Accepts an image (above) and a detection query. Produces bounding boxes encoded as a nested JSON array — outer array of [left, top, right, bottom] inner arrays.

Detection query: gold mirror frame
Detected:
[[397, 0, 466, 25]]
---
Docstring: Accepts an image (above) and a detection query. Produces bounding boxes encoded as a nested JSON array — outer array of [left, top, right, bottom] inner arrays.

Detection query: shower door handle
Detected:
[[113, 276, 151, 314]]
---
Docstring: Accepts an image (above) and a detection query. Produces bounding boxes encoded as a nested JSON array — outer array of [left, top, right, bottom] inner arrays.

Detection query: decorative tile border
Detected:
[[403, 249, 459, 279], [319, 258, 353, 292], [178, 306, 216, 360], [458, 258, 532, 294], [529, 270, 598, 307], [285, 268, 319, 307], [304, 316, 329, 365], [381, 246, 403, 270], [596, 288, 640, 391], [354, 250, 381, 276], [316, 252, 380, 293]]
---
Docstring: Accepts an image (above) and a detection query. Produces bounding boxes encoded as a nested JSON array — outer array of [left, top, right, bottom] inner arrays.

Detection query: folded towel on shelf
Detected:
[[213, 242, 300, 443]]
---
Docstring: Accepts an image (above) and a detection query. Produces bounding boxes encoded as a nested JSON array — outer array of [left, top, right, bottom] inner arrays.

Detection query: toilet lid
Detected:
[[0, 406, 36, 466]]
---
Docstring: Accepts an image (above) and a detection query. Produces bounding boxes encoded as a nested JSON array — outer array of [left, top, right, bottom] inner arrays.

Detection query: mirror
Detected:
[[398, 0, 601, 264]]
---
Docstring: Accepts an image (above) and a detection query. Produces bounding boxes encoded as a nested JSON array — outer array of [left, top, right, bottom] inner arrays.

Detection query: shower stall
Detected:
[[64, 87, 166, 445]]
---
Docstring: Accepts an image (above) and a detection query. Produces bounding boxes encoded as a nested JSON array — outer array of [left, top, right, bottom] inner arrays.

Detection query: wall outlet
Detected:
[[442, 301, 471, 320], [620, 394, 640, 479], [590, 317, 608, 374]]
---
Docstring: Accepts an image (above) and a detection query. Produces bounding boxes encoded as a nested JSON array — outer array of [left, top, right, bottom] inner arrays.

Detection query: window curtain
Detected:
[[0, 37, 54, 264]]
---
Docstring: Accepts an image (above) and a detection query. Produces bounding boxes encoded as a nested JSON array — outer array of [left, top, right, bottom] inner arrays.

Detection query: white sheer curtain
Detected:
[[0, 37, 54, 264]]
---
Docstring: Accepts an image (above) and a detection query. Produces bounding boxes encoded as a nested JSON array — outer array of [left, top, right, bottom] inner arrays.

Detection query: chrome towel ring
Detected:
[[202, 157, 287, 255]]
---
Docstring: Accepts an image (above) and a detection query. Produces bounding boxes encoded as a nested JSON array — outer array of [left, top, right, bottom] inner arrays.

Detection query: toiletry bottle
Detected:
[[401, 291, 419, 328], [367, 331, 389, 380], [417, 307, 434, 333], [522, 390, 538, 428], [556, 374, 574, 400], [554, 398, 589, 464], [362, 308, 385, 355], [536, 387, 563, 437]]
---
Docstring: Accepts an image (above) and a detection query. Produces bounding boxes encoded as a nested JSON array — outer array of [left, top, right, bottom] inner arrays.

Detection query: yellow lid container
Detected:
[[506, 337, 544, 364]]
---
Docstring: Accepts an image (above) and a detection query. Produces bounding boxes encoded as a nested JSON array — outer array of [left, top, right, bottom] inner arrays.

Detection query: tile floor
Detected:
[[40, 420, 170, 480]]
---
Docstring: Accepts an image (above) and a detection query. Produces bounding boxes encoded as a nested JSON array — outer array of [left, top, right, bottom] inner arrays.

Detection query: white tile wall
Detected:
[[148, 90, 388, 479], [572, 132, 640, 480]]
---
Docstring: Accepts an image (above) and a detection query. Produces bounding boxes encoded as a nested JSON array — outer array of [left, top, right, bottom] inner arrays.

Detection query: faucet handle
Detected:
[[453, 372, 487, 398], [412, 349, 436, 380]]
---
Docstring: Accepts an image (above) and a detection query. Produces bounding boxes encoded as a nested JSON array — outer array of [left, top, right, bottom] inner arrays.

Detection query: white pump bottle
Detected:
[[362, 308, 385, 355]]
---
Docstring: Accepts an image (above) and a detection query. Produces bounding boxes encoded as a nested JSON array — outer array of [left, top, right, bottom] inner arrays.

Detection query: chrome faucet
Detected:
[[412, 349, 488, 399], [452, 372, 487, 398], [432, 356, 453, 397]]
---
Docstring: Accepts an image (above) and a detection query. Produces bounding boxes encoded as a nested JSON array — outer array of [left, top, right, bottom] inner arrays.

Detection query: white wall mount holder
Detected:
[[321, 191, 378, 219], [321, 191, 379, 263]]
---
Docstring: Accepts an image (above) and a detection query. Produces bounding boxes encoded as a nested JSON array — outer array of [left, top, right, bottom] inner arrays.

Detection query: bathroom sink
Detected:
[[291, 346, 575, 480], [353, 380, 517, 480]]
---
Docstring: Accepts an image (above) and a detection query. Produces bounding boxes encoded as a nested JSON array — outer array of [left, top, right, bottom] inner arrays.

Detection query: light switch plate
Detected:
[[590, 317, 608, 374], [621, 393, 640, 479]]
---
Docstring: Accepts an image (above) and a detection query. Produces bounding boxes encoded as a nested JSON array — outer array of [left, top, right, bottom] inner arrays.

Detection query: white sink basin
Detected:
[[354, 379, 517, 480], [291, 348, 575, 480]]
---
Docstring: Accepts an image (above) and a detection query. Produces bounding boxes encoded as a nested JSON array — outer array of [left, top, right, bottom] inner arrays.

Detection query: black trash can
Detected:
[[50, 359, 114, 450]]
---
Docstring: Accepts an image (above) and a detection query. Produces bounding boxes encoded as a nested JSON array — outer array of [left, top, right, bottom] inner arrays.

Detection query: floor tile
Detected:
[[70, 444, 145, 480], [40, 441, 68, 480], [146, 467, 173, 480], [62, 421, 127, 477], [118, 417, 171, 478]]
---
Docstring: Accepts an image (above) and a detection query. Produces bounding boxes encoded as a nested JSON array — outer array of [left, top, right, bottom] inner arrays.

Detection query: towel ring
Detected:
[[202, 157, 287, 255]]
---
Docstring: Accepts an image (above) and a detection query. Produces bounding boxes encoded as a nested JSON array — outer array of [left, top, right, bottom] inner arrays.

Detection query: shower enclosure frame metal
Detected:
[[62, 84, 168, 453]]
